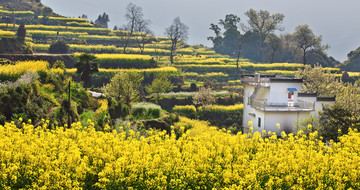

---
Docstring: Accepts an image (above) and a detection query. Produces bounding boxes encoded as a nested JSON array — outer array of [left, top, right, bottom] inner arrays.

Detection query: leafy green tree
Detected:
[[265, 34, 281, 63], [295, 64, 341, 97], [292, 25, 326, 65], [243, 9, 285, 42], [336, 80, 360, 116], [146, 74, 172, 103], [165, 17, 189, 64], [208, 14, 241, 56], [207, 23, 223, 53], [103, 72, 143, 108], [319, 103, 360, 142], [94, 12, 110, 28], [242, 9, 284, 61], [208, 14, 246, 74], [75, 53, 99, 88], [339, 47, 360, 72]]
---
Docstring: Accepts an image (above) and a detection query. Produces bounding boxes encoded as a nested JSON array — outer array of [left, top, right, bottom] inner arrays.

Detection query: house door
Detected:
[[288, 91, 294, 106]]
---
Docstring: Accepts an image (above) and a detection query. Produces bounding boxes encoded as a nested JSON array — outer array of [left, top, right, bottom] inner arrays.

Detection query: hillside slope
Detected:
[[0, 0, 57, 16]]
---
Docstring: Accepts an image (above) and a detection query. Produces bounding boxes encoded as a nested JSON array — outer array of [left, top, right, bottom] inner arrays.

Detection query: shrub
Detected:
[[190, 82, 197, 91], [131, 102, 162, 119], [16, 23, 26, 38], [49, 40, 70, 54]]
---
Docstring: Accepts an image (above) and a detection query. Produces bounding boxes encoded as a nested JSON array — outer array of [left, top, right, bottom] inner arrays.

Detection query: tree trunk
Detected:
[[123, 31, 134, 53], [303, 49, 306, 65], [170, 50, 174, 64], [236, 43, 242, 76], [271, 50, 275, 63], [170, 40, 177, 65]]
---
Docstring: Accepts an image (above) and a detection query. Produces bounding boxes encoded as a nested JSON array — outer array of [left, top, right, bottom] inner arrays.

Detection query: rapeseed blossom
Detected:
[[0, 118, 360, 189]]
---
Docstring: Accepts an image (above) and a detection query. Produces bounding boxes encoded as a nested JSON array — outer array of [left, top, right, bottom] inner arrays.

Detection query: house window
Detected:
[[258, 117, 261, 128]]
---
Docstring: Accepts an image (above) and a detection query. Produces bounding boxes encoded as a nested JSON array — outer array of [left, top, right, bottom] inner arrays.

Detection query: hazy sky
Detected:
[[41, 0, 360, 62]]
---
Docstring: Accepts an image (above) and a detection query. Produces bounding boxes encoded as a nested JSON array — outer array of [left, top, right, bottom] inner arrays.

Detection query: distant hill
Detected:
[[339, 47, 360, 72], [0, 0, 59, 16]]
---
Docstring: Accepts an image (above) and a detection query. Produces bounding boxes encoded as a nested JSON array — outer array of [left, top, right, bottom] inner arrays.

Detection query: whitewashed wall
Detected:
[[268, 82, 303, 104]]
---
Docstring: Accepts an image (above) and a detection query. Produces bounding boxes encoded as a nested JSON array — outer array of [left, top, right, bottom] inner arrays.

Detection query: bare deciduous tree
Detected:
[[193, 87, 215, 107], [165, 17, 189, 64], [123, 3, 151, 53]]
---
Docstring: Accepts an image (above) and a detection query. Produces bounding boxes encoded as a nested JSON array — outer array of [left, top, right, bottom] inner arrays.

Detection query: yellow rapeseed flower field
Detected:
[[0, 30, 15, 38], [202, 104, 244, 112], [95, 99, 108, 115], [0, 60, 48, 81], [0, 10, 34, 17], [0, 24, 111, 33], [1, 118, 360, 189], [172, 105, 197, 113], [38, 16, 88, 22]]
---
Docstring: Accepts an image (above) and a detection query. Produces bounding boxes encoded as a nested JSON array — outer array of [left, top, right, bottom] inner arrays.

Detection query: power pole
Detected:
[[67, 81, 71, 128]]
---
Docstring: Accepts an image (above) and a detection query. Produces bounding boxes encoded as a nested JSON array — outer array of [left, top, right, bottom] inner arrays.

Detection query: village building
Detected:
[[241, 73, 335, 134]]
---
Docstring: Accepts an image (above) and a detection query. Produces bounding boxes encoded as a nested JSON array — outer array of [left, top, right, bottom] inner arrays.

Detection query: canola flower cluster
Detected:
[[95, 99, 108, 115], [0, 30, 14, 38], [0, 60, 48, 81], [172, 105, 197, 113], [65, 21, 94, 27], [74, 53, 155, 69], [37, 16, 88, 23], [0, 24, 111, 34], [1, 118, 360, 189], [200, 104, 244, 113], [182, 72, 229, 79], [0, 10, 34, 17]]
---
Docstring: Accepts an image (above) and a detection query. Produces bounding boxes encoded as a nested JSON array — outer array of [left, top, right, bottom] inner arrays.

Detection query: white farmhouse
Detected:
[[241, 74, 335, 134]]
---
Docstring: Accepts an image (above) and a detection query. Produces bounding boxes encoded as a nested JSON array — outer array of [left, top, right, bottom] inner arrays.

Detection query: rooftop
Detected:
[[241, 73, 302, 87]]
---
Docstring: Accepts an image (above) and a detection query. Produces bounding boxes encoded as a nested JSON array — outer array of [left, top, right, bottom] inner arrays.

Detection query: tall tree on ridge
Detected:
[[123, 3, 151, 53], [243, 9, 284, 62], [95, 12, 110, 28], [265, 34, 282, 63], [292, 24, 324, 65], [243, 9, 285, 43], [165, 17, 189, 64]]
